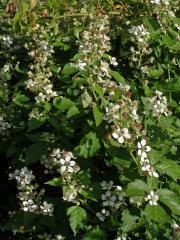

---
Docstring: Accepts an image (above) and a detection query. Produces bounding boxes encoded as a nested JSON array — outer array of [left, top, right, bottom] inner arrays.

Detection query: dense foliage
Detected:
[[0, 0, 180, 239]]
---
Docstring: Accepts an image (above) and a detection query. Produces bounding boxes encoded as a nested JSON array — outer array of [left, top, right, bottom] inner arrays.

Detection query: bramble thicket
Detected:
[[0, 0, 180, 239]]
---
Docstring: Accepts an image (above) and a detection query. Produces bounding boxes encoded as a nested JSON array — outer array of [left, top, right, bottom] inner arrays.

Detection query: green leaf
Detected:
[[169, 182, 180, 195], [54, 97, 75, 112], [13, 93, 30, 106], [127, 180, 148, 196], [155, 158, 180, 181], [45, 178, 62, 186], [121, 210, 139, 233], [93, 84, 104, 98], [74, 26, 84, 39], [28, 118, 45, 131], [147, 66, 164, 79], [75, 169, 91, 185], [161, 35, 174, 48], [4, 212, 36, 232], [75, 132, 101, 158], [171, 42, 180, 51], [80, 90, 92, 108], [144, 205, 171, 224], [25, 142, 47, 165], [93, 106, 104, 127], [111, 157, 131, 168], [67, 206, 87, 235], [147, 177, 159, 189], [82, 226, 107, 240], [66, 105, 81, 119], [110, 70, 126, 84], [62, 63, 77, 76], [157, 189, 180, 215]]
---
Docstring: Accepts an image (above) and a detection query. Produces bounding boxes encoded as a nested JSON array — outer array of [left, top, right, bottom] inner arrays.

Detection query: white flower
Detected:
[[109, 56, 118, 66], [145, 191, 159, 205], [140, 159, 159, 178], [9, 167, 34, 186], [137, 139, 151, 159], [112, 127, 131, 144], [22, 199, 38, 212], [148, 91, 170, 117], [96, 208, 110, 221], [171, 223, 180, 230], [55, 234, 65, 240], [100, 181, 114, 190], [76, 61, 87, 70], [40, 201, 54, 216]]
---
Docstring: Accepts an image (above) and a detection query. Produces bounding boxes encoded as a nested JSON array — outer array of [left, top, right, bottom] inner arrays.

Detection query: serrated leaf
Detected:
[[54, 97, 75, 112], [80, 90, 92, 108], [66, 105, 81, 119], [111, 157, 131, 168], [75, 169, 91, 185], [147, 66, 164, 79], [93, 106, 104, 126], [75, 132, 101, 158], [67, 206, 87, 235], [170, 182, 180, 195], [121, 210, 139, 233], [127, 180, 148, 196], [111, 70, 126, 84], [45, 178, 62, 186], [93, 84, 104, 98], [155, 158, 180, 181], [74, 26, 84, 39], [25, 142, 47, 164], [62, 63, 77, 75], [147, 177, 159, 189], [171, 42, 180, 51], [144, 205, 171, 224], [157, 189, 180, 215], [13, 93, 30, 107], [82, 226, 107, 240]]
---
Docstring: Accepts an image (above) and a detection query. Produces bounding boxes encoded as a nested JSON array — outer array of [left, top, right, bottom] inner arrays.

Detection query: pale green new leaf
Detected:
[[110, 70, 126, 84], [93, 106, 104, 126], [45, 178, 62, 186], [67, 206, 87, 235], [62, 63, 77, 75]]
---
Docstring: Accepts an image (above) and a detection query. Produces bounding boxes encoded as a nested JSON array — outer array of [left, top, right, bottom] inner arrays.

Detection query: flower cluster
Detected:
[[74, 14, 113, 88], [41, 148, 81, 202], [148, 90, 170, 117], [9, 167, 54, 216], [128, 24, 150, 44], [0, 34, 13, 48], [96, 181, 124, 222], [145, 191, 159, 205], [24, 28, 58, 103], [41, 148, 79, 177], [137, 139, 159, 177], [96, 208, 110, 222]]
